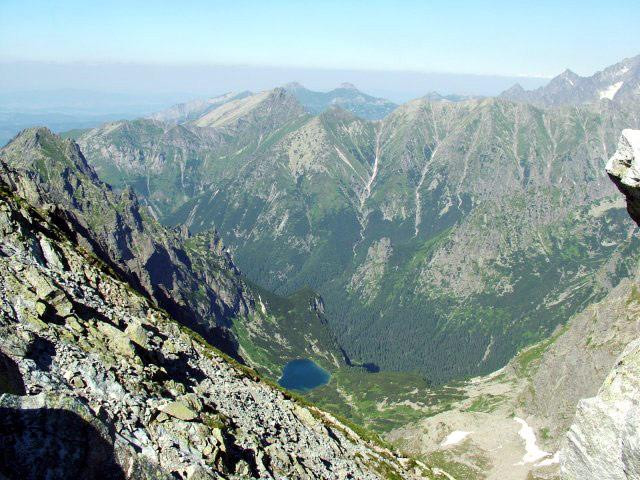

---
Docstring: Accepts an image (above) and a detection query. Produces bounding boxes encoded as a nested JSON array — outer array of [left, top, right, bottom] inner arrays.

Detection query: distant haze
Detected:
[[0, 61, 549, 109]]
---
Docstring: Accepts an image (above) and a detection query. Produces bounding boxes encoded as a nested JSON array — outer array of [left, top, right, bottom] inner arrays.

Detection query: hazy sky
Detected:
[[2, 0, 638, 77], [0, 0, 638, 105]]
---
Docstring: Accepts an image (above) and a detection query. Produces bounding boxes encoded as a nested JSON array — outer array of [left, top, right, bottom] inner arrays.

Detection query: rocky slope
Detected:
[[0, 128, 345, 375], [387, 130, 640, 479], [562, 338, 640, 479], [387, 271, 640, 479], [0, 168, 428, 479], [500, 54, 640, 107], [74, 81, 640, 383], [559, 130, 640, 479], [606, 128, 640, 225], [0, 127, 254, 356], [148, 92, 252, 125]]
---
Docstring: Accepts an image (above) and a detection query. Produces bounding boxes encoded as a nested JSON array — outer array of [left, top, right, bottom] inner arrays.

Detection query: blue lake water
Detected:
[[278, 359, 330, 392]]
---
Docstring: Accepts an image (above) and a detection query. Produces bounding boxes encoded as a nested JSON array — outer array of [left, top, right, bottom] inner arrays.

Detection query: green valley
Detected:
[[71, 87, 640, 384]]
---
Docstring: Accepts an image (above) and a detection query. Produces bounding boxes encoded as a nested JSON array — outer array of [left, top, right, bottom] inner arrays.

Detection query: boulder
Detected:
[[158, 401, 198, 421], [605, 129, 640, 225]]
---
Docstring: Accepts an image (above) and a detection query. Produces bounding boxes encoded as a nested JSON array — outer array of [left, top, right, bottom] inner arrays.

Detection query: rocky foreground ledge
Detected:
[[0, 180, 425, 478], [560, 130, 640, 479]]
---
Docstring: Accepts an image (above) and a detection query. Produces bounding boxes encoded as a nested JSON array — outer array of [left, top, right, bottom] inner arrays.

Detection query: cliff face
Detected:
[[606, 129, 640, 225], [561, 129, 640, 479], [0, 128, 254, 356], [0, 179, 424, 479], [562, 340, 640, 479]]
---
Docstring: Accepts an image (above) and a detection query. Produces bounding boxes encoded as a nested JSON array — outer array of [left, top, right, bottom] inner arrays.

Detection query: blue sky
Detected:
[[1, 0, 639, 78]]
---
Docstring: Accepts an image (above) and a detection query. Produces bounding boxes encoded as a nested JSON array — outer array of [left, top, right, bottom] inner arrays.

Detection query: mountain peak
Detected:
[[423, 91, 445, 100], [548, 68, 581, 88], [500, 55, 640, 107], [12, 126, 57, 146], [191, 88, 304, 129], [284, 81, 306, 90], [337, 82, 358, 90], [270, 86, 289, 96], [504, 83, 525, 93], [2, 127, 99, 182], [559, 68, 579, 78]]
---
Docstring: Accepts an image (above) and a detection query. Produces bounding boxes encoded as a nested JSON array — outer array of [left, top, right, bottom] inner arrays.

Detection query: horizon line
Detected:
[[0, 58, 556, 80]]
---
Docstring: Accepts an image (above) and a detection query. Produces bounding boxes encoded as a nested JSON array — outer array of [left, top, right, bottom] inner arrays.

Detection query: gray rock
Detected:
[[0, 179, 424, 479], [561, 339, 640, 479], [159, 401, 198, 422], [606, 129, 640, 225], [560, 131, 640, 478]]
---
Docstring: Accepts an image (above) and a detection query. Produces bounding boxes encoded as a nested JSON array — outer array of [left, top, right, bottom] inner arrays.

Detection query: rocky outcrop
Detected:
[[523, 275, 640, 443], [560, 130, 640, 478], [0, 180, 425, 479], [561, 339, 640, 479], [606, 129, 640, 225], [0, 128, 254, 356]]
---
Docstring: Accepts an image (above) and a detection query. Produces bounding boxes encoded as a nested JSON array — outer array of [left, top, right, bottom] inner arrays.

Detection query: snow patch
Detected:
[[258, 295, 267, 315], [599, 81, 624, 100], [441, 430, 472, 447], [535, 451, 560, 467], [514, 417, 551, 464], [334, 146, 357, 174]]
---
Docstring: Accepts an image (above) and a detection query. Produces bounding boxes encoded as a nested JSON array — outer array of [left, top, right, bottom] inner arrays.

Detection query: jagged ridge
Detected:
[[0, 169, 427, 479]]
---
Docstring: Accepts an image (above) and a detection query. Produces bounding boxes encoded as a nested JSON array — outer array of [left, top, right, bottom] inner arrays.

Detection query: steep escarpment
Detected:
[[562, 339, 640, 479], [0, 179, 426, 479], [0, 127, 348, 378], [0, 127, 253, 356], [559, 129, 640, 479]]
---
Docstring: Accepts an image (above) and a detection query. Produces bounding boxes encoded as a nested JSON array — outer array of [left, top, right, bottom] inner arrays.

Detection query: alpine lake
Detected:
[[278, 359, 330, 392]]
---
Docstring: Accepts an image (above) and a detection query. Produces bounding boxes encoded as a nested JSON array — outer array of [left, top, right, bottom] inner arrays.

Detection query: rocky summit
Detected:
[[0, 166, 426, 479]]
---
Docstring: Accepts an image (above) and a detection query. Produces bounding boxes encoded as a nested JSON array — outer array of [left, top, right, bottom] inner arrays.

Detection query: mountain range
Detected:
[[3, 54, 640, 479], [283, 82, 398, 119], [500, 54, 640, 107], [72, 70, 640, 384]]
